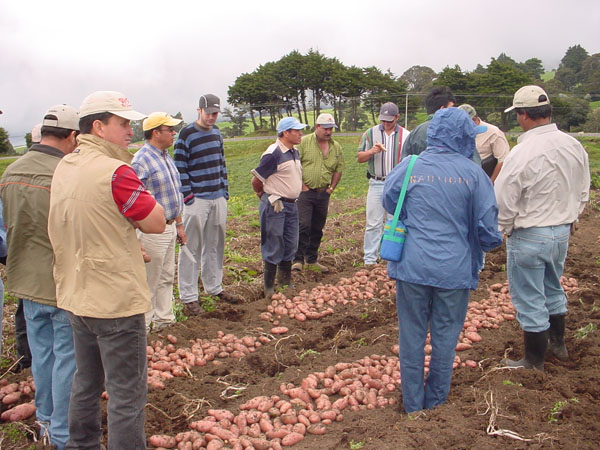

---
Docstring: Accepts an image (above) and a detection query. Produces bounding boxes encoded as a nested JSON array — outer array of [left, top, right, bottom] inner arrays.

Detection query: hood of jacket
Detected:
[[426, 107, 478, 159]]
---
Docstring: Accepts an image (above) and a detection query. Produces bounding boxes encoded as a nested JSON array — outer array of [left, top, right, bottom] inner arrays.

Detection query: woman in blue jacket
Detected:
[[383, 107, 502, 413]]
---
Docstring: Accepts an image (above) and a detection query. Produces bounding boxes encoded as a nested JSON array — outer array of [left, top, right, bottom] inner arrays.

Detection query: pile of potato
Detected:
[[148, 354, 402, 449], [0, 377, 36, 422]]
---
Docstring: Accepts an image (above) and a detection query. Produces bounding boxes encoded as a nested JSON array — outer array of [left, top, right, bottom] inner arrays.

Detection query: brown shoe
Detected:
[[306, 262, 329, 273], [217, 291, 242, 304], [183, 301, 202, 316]]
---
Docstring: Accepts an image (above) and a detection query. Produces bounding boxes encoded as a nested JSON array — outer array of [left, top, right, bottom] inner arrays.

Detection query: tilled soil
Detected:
[[1, 196, 600, 449]]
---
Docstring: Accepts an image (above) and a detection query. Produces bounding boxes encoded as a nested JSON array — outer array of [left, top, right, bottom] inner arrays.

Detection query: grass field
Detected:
[[1, 136, 598, 215]]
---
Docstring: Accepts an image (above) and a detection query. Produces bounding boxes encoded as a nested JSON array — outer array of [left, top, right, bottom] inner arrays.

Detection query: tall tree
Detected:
[[278, 51, 310, 124], [0, 127, 15, 154], [580, 53, 600, 99], [519, 58, 544, 79], [400, 65, 436, 92], [302, 49, 332, 120], [560, 44, 589, 73]]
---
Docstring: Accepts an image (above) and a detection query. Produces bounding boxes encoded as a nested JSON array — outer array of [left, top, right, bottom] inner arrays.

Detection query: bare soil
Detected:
[[2, 196, 600, 449]]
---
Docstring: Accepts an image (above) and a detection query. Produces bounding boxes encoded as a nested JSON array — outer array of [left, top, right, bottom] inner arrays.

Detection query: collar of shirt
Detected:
[[276, 138, 294, 152], [517, 123, 558, 144], [29, 143, 65, 159]]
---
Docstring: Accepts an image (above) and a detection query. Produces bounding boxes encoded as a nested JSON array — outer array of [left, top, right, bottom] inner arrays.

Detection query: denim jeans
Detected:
[[295, 189, 330, 264], [395, 280, 469, 413], [16, 298, 32, 369], [66, 313, 147, 450], [364, 179, 391, 264], [507, 225, 570, 332], [259, 195, 299, 265], [178, 197, 227, 300], [23, 300, 75, 450]]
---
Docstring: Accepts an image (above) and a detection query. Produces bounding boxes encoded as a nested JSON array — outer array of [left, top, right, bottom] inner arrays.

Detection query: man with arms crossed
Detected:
[[292, 113, 344, 273], [48, 91, 165, 449], [495, 85, 589, 370], [132, 112, 186, 332], [0, 105, 79, 449]]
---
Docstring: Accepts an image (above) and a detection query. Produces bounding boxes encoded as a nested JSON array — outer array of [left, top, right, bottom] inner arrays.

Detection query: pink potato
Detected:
[[148, 435, 177, 448], [1, 402, 36, 422]]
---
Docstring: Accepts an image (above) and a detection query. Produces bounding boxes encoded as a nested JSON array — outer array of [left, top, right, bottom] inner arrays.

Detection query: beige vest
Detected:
[[48, 134, 151, 318]]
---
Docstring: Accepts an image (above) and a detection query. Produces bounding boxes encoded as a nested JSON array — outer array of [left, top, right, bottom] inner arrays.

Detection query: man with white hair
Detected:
[[48, 91, 165, 449]]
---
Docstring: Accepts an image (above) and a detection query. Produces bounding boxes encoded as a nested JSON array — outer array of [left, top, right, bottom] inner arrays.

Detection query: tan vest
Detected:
[[48, 134, 151, 318]]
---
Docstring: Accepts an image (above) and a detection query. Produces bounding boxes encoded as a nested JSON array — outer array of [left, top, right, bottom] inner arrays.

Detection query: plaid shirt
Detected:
[[131, 142, 183, 221]]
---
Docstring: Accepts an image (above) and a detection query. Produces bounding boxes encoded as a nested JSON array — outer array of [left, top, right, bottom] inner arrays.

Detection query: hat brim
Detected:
[[378, 114, 397, 122], [203, 107, 221, 114], [317, 123, 337, 129], [475, 125, 488, 134], [110, 110, 147, 121], [504, 105, 516, 113]]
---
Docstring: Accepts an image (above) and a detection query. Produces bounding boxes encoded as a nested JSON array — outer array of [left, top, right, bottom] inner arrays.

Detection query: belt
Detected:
[[281, 197, 297, 203], [310, 187, 329, 192], [166, 219, 176, 225], [372, 176, 386, 181]]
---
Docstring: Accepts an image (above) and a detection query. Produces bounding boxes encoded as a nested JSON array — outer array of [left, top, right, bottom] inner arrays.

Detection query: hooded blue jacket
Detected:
[[383, 108, 502, 290]]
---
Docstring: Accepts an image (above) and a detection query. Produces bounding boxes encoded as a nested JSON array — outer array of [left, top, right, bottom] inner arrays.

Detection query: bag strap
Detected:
[[388, 155, 417, 231]]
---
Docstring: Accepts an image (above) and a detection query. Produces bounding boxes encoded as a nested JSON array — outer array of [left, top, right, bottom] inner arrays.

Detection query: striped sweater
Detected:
[[174, 122, 229, 202]]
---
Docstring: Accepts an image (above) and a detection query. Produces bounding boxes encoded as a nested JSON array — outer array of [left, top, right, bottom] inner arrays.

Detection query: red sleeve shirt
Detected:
[[111, 165, 156, 221]]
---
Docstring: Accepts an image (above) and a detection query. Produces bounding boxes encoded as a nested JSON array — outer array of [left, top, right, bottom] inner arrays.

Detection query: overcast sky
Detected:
[[1, 0, 598, 145]]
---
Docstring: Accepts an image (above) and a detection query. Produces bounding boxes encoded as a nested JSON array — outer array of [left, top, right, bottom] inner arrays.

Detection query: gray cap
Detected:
[[458, 104, 477, 119], [199, 94, 221, 114], [42, 104, 80, 131], [378, 102, 399, 121]]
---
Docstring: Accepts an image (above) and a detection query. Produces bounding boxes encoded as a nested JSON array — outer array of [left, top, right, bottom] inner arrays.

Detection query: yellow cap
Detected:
[[142, 112, 182, 131]]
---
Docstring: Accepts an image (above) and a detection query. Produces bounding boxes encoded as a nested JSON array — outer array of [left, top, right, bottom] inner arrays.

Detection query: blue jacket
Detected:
[[383, 108, 502, 290]]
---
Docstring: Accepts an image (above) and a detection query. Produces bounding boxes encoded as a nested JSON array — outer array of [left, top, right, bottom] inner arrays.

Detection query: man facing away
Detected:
[[48, 91, 165, 449], [251, 117, 306, 298], [132, 112, 186, 332], [357, 102, 409, 265], [458, 103, 510, 182], [174, 94, 240, 316], [495, 85, 590, 371], [0, 105, 79, 449], [292, 113, 344, 273]]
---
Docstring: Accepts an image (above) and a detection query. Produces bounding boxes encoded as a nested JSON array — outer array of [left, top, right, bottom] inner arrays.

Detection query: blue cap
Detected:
[[475, 125, 488, 134], [276, 117, 307, 133]]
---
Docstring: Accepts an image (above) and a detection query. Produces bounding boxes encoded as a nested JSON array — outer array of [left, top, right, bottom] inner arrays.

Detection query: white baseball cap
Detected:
[[79, 91, 146, 121], [505, 85, 550, 113], [42, 105, 79, 131]]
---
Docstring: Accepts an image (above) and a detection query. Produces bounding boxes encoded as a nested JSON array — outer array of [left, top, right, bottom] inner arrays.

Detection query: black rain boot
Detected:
[[503, 330, 548, 371], [277, 260, 294, 288], [548, 314, 569, 361], [263, 261, 277, 299]]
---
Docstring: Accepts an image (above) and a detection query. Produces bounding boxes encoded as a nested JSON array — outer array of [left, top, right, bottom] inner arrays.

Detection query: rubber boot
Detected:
[[263, 261, 277, 299], [503, 330, 548, 371], [277, 260, 294, 288], [548, 314, 569, 361]]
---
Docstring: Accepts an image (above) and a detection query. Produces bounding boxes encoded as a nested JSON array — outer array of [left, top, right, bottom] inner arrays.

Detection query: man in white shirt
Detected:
[[495, 85, 589, 371]]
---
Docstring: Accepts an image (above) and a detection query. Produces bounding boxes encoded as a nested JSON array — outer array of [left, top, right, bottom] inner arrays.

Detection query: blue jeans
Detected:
[[259, 195, 299, 265], [395, 280, 469, 413], [507, 225, 570, 332], [67, 313, 147, 450], [23, 300, 75, 450], [364, 179, 391, 264]]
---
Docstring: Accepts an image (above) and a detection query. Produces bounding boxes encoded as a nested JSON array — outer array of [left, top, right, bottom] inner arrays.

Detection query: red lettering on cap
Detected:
[[118, 98, 131, 108]]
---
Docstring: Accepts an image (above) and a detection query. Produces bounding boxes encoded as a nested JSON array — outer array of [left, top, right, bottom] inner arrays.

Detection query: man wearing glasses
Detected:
[[0, 104, 80, 450], [357, 102, 410, 265], [132, 112, 186, 332]]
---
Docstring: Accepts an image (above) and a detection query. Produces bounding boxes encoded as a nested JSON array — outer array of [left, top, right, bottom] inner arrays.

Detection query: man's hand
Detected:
[[570, 221, 578, 235], [140, 245, 151, 263], [176, 224, 187, 245], [302, 183, 309, 192], [371, 143, 385, 154], [273, 199, 284, 213]]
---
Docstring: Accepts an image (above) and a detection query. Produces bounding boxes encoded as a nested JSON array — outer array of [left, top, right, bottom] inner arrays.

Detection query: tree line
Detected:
[[224, 45, 600, 136]]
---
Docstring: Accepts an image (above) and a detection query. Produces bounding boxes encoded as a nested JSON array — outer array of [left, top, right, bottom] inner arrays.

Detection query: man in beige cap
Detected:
[[48, 91, 165, 449], [292, 113, 344, 273], [458, 104, 510, 183], [495, 85, 589, 371], [132, 112, 186, 332], [0, 104, 79, 450]]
